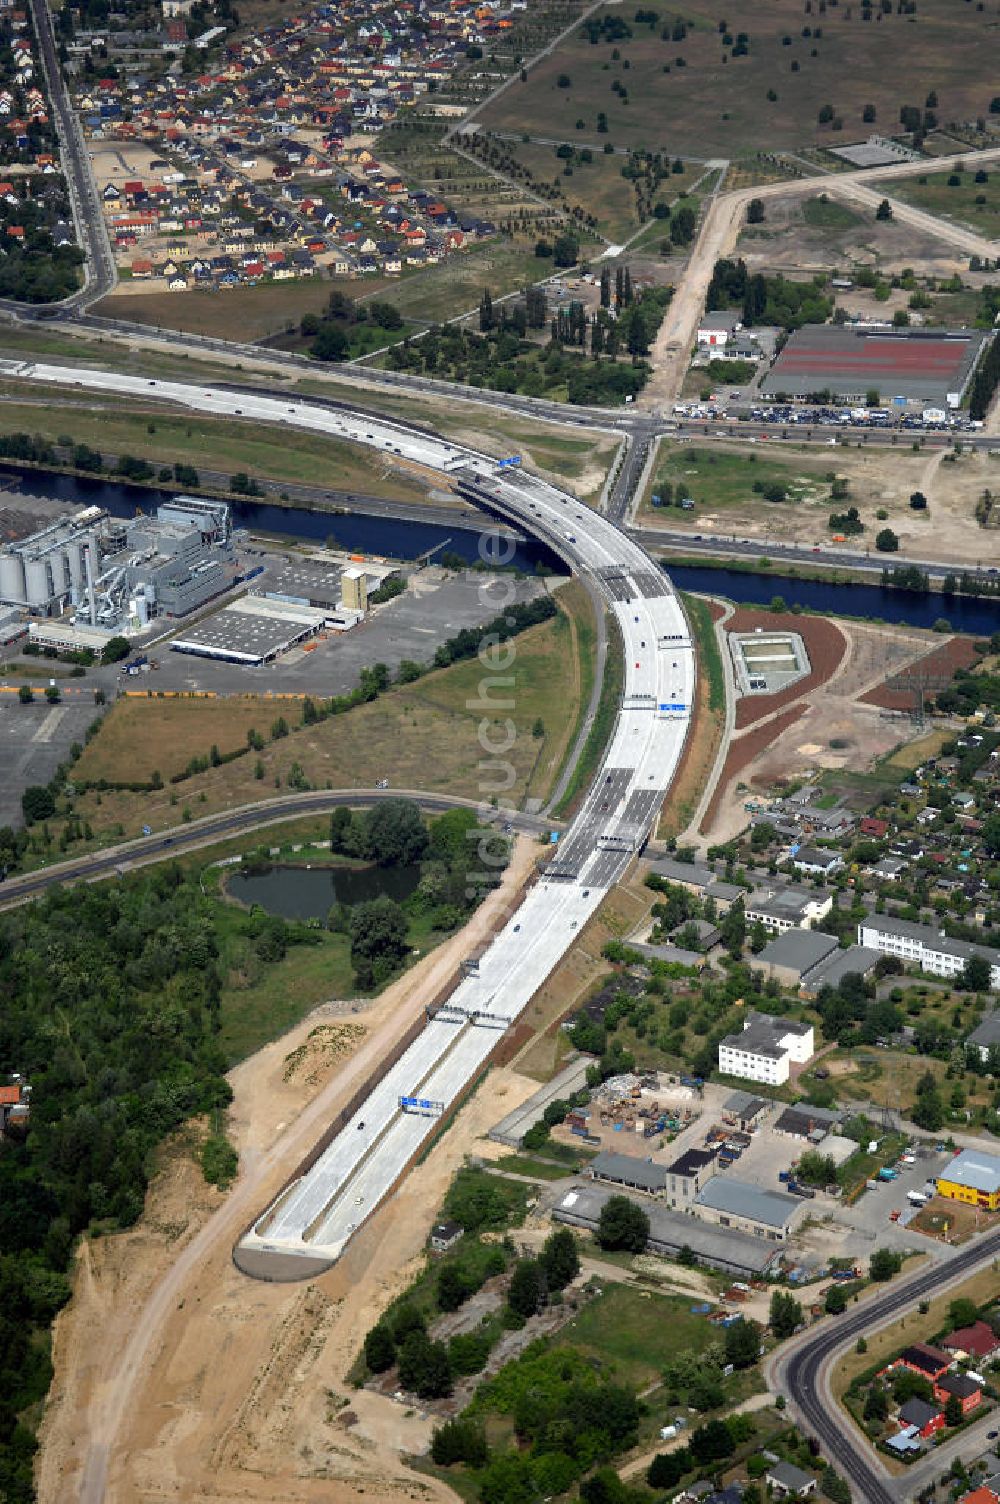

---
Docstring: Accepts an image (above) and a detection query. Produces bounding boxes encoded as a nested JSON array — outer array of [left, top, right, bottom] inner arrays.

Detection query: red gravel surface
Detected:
[[699, 704, 807, 835], [729, 610, 848, 730], [860, 636, 981, 711]]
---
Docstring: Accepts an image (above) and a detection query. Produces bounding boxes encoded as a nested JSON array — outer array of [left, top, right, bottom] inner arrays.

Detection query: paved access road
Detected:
[[0, 790, 554, 909], [771, 1227, 1000, 1504], [4, 0, 116, 316]]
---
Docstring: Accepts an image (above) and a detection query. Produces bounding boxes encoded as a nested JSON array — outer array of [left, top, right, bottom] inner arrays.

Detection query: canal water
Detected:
[[664, 563, 1000, 635], [0, 466, 559, 572], [4, 466, 1000, 632], [226, 861, 422, 921]]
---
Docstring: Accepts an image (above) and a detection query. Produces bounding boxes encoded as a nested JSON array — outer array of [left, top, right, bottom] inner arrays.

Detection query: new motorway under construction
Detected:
[[2, 358, 696, 1281]]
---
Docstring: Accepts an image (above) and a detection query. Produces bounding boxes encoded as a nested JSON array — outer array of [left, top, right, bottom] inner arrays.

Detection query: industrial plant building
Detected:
[[935, 1149, 1000, 1212], [0, 498, 236, 634], [760, 325, 990, 409], [169, 596, 330, 665]]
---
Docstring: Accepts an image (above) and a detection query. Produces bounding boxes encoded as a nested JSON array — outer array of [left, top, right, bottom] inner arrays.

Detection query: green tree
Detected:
[[870, 1247, 902, 1281], [348, 896, 410, 986], [396, 1329, 452, 1398], [960, 953, 991, 993], [864, 1382, 889, 1422], [982, 812, 1000, 858], [724, 1316, 761, 1368], [22, 786, 56, 823], [364, 1323, 396, 1372], [825, 1283, 848, 1315], [311, 323, 350, 361], [689, 1416, 735, 1464], [508, 1257, 546, 1318], [875, 198, 893, 221], [875, 528, 899, 552], [329, 805, 353, 853], [746, 197, 765, 223], [948, 1297, 980, 1330], [892, 1368, 932, 1404], [597, 1195, 649, 1252], [17, 683, 32, 704], [363, 798, 429, 866], [437, 1263, 472, 1312], [769, 1289, 802, 1339], [431, 1418, 488, 1467], [944, 1392, 964, 1427], [540, 1227, 580, 1290], [101, 635, 131, 663], [822, 1469, 852, 1503]]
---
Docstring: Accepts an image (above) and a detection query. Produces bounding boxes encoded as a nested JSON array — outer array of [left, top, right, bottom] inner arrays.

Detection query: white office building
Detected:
[[857, 916, 1000, 991], [718, 1011, 815, 1086]]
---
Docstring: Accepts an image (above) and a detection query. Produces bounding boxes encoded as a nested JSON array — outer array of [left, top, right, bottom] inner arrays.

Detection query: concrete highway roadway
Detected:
[[771, 1228, 1000, 1503], [2, 357, 696, 1276], [0, 790, 555, 910]]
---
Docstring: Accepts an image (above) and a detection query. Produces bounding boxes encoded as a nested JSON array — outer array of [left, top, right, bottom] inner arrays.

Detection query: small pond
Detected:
[[225, 861, 422, 920]]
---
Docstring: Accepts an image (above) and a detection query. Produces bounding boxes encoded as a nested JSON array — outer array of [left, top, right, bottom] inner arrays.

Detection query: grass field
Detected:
[[641, 441, 835, 527], [554, 609, 622, 816], [0, 392, 427, 503], [895, 166, 1000, 238], [217, 921, 358, 1062], [553, 1283, 715, 1387], [659, 594, 724, 842], [97, 279, 340, 340], [480, 0, 1000, 158], [801, 196, 863, 231], [0, 325, 293, 389], [358, 238, 570, 323], [71, 587, 587, 841]]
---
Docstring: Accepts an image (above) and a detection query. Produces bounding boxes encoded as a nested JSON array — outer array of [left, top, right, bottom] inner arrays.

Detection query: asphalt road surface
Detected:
[[0, 789, 555, 909], [775, 1227, 1000, 1503]]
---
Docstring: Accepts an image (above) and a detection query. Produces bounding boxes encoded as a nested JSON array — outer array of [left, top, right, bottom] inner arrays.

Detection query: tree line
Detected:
[[0, 867, 318, 1501]]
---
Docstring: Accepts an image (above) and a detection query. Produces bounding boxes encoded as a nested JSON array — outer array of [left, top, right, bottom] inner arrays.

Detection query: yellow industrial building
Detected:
[[936, 1150, 1000, 1211]]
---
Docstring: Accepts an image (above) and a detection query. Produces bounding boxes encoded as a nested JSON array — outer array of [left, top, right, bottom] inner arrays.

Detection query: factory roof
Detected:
[[553, 1183, 783, 1275], [668, 1147, 717, 1178], [862, 915, 1000, 969], [169, 596, 327, 664], [774, 1103, 840, 1138], [803, 944, 880, 991], [760, 325, 989, 405], [755, 929, 839, 977], [694, 1175, 800, 1230], [590, 1151, 668, 1194], [647, 856, 715, 888], [966, 1010, 1000, 1053], [938, 1148, 1000, 1196], [723, 1089, 770, 1118]]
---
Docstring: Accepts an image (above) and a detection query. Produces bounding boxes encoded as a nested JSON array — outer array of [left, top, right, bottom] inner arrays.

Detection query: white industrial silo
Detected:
[[0, 552, 25, 605], [25, 557, 52, 609]]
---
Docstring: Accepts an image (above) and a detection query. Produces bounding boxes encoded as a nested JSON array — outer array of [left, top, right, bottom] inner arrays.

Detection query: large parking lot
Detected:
[[133, 568, 546, 698], [0, 691, 102, 831]]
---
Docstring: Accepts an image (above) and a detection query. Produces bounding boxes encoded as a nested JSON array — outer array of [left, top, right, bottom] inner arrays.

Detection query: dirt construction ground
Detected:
[[703, 617, 951, 845], [37, 838, 542, 1504]]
